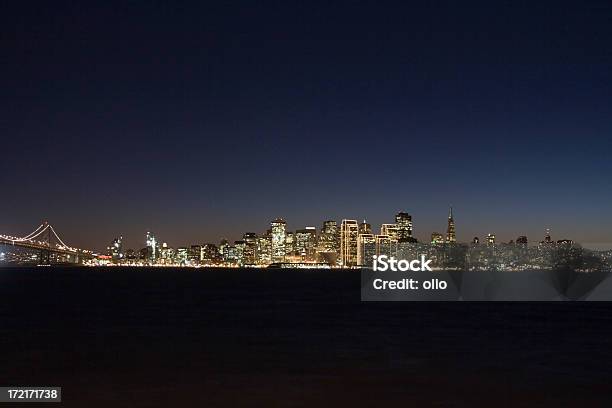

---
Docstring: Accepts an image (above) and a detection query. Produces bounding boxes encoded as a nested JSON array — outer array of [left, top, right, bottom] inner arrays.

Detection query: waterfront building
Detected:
[[146, 232, 158, 262], [201, 243, 220, 265], [108, 236, 123, 261], [295, 227, 317, 262], [317, 220, 339, 265], [375, 234, 396, 257], [189, 245, 202, 264], [271, 218, 287, 263], [234, 240, 246, 265], [242, 232, 258, 265], [340, 219, 359, 267], [159, 242, 175, 264], [285, 231, 295, 256], [219, 239, 229, 258], [223, 245, 240, 264], [357, 233, 376, 266], [177, 247, 188, 264], [257, 231, 272, 265], [318, 220, 339, 253]]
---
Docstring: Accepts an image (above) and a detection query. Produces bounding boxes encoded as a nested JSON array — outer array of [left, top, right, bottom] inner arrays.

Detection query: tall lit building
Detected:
[[317, 220, 339, 265], [177, 247, 188, 264], [257, 231, 272, 265], [242, 232, 258, 265], [285, 231, 295, 256], [201, 243, 220, 265], [224, 245, 240, 264], [381, 224, 399, 241], [160, 242, 174, 264], [271, 218, 286, 263], [375, 234, 396, 257], [295, 227, 317, 262], [357, 233, 376, 266], [318, 221, 339, 253], [446, 207, 456, 243], [219, 239, 229, 257], [395, 212, 413, 241], [189, 245, 202, 265], [234, 240, 246, 265], [487, 233, 496, 246], [108, 236, 123, 261], [340, 219, 359, 267], [146, 231, 158, 263]]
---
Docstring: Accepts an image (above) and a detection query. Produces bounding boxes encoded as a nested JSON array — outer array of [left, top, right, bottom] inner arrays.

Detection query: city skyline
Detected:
[[1, 206, 598, 254], [118, 209, 585, 253], [5, 207, 604, 270]]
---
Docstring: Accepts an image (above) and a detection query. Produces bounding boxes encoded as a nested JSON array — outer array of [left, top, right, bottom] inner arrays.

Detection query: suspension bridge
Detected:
[[0, 222, 94, 265]]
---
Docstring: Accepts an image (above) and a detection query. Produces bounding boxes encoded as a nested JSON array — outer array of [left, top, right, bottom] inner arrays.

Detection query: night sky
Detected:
[[2, 1, 612, 251]]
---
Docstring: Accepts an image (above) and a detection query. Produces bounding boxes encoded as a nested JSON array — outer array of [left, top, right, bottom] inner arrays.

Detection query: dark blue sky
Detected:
[[2, 1, 612, 250]]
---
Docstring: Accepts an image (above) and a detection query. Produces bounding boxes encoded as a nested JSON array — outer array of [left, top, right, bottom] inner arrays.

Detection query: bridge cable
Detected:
[[18, 223, 46, 240], [16, 224, 50, 242], [49, 225, 70, 249]]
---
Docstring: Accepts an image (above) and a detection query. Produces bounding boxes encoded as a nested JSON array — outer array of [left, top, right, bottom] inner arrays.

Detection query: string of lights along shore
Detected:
[[96, 207, 597, 271]]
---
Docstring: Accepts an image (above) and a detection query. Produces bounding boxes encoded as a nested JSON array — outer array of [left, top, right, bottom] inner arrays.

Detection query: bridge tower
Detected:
[[38, 221, 52, 266]]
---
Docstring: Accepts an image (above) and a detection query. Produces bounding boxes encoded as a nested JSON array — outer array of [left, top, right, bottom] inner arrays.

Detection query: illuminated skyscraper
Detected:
[[340, 219, 359, 267], [375, 234, 396, 257], [189, 245, 202, 265], [243, 232, 258, 265], [201, 243, 220, 265], [487, 233, 495, 246], [318, 221, 339, 253], [108, 236, 123, 261], [295, 227, 317, 262], [285, 231, 295, 256], [271, 218, 287, 263], [224, 244, 240, 264], [177, 247, 188, 264], [446, 207, 456, 243], [317, 220, 339, 265], [219, 239, 229, 257], [256, 230, 272, 265], [357, 233, 376, 266], [146, 231, 158, 263], [234, 240, 246, 265], [395, 212, 413, 241], [160, 242, 171, 264], [381, 224, 399, 241]]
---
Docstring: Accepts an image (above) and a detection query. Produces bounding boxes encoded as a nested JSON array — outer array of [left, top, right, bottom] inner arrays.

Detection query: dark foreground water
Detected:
[[1, 267, 611, 407]]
